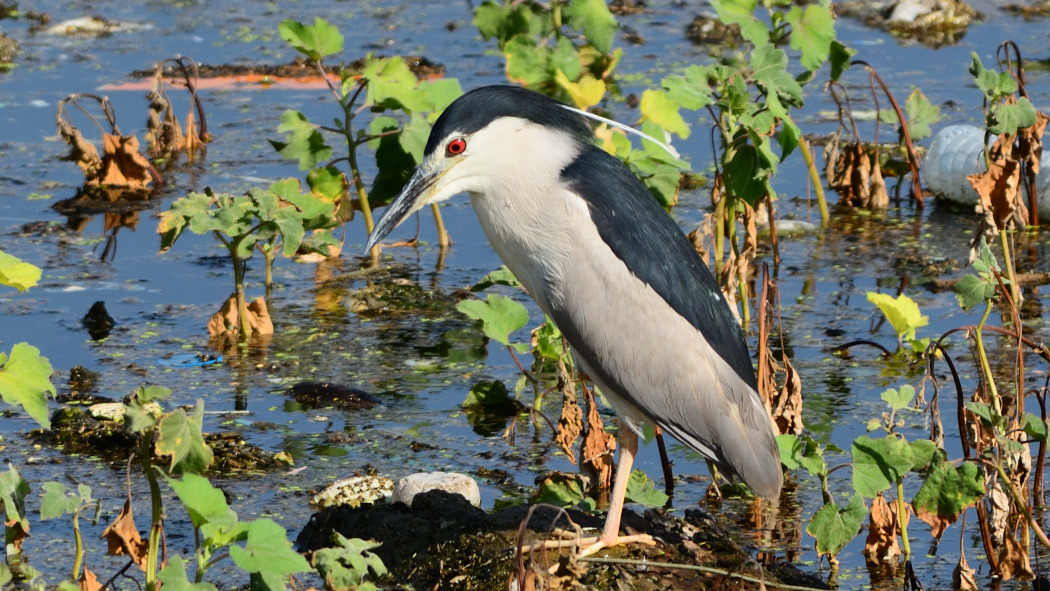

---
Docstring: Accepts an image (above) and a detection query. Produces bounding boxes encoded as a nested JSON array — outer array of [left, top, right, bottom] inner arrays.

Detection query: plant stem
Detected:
[[975, 301, 1000, 414], [140, 439, 164, 591], [895, 480, 911, 557], [72, 511, 83, 581], [797, 135, 829, 224], [998, 230, 1020, 306]]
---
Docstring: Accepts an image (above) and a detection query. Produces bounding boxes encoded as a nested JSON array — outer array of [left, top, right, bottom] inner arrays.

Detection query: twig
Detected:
[[576, 556, 825, 590]]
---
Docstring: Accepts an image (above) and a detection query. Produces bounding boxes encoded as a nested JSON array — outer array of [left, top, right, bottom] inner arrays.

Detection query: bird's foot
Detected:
[[524, 531, 656, 557], [577, 533, 656, 558]]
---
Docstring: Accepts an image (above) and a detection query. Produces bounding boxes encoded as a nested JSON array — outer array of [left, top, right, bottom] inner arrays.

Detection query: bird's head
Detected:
[[364, 85, 594, 251]]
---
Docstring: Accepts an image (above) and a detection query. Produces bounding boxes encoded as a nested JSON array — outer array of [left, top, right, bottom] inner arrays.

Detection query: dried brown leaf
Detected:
[[56, 116, 103, 180], [580, 385, 614, 495], [995, 533, 1035, 581], [146, 77, 184, 156], [953, 553, 978, 591], [769, 354, 803, 436], [79, 567, 102, 591], [868, 157, 889, 209], [554, 361, 582, 465], [208, 295, 274, 337], [864, 492, 905, 564], [100, 496, 148, 569], [94, 133, 155, 189], [3, 519, 28, 554]]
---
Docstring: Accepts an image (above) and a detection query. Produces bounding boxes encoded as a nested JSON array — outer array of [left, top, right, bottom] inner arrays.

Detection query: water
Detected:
[[2, 0, 1050, 587]]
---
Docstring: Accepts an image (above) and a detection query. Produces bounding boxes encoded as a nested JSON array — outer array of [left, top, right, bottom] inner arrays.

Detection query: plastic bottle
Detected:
[[925, 124, 1050, 219]]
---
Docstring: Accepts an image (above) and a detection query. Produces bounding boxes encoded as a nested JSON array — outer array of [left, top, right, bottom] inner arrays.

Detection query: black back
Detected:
[[561, 146, 759, 390]]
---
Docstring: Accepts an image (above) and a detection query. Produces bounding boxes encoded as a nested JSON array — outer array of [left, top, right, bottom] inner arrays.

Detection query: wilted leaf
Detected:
[[996, 533, 1035, 581], [94, 133, 155, 189], [208, 295, 274, 337], [581, 384, 614, 493], [535, 472, 588, 508], [953, 553, 978, 590], [79, 567, 102, 591], [555, 363, 583, 465], [101, 495, 148, 569], [864, 492, 906, 564]]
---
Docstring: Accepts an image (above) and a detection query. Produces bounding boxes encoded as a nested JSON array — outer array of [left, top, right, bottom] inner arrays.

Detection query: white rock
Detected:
[[392, 472, 481, 507]]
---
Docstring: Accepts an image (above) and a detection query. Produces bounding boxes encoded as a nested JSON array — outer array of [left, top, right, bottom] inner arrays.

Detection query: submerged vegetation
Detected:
[[0, 0, 1049, 589]]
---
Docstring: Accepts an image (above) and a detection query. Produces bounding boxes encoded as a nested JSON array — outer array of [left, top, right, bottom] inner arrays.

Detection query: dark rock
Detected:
[[82, 301, 115, 340], [289, 381, 379, 410]]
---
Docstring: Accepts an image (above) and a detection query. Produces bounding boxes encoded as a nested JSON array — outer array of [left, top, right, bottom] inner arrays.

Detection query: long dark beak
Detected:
[[364, 163, 443, 252]]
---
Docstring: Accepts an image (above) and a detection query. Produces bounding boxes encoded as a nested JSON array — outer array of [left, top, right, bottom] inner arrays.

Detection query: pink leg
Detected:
[[599, 426, 638, 544]]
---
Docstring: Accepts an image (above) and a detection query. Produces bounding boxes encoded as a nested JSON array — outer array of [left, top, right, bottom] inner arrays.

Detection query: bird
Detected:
[[365, 85, 783, 554]]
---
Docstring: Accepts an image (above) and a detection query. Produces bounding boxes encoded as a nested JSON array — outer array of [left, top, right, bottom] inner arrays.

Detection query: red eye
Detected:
[[446, 138, 467, 155]]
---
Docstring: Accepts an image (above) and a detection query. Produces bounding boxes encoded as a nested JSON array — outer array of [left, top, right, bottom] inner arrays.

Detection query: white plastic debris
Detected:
[[925, 124, 1050, 218], [392, 472, 481, 507]]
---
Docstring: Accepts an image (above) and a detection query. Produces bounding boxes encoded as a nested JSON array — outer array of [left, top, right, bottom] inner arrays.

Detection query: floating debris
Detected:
[[311, 475, 395, 509]]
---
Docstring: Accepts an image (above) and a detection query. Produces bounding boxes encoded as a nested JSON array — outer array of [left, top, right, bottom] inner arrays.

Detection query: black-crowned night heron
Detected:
[[365, 85, 782, 553]]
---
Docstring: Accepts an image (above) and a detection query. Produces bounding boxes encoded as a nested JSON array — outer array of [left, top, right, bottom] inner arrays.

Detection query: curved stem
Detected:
[[895, 479, 911, 557]]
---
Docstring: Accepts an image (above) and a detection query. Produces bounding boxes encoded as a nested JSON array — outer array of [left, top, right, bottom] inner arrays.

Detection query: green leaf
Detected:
[[278, 18, 343, 61], [965, 400, 1004, 430], [751, 45, 803, 107], [535, 473, 588, 507], [363, 56, 428, 113], [40, 481, 91, 520], [881, 385, 914, 412], [0, 465, 30, 537], [711, 0, 767, 46], [828, 40, 855, 83], [456, 294, 529, 348], [866, 292, 928, 342], [1022, 412, 1049, 442], [0, 251, 42, 292], [907, 439, 938, 472], [158, 555, 218, 591], [270, 110, 332, 171], [954, 274, 995, 311], [471, 266, 521, 291], [851, 434, 913, 497], [624, 470, 669, 507], [229, 519, 311, 591], [165, 473, 238, 533], [563, 0, 618, 55], [911, 457, 984, 524], [785, 4, 835, 72], [901, 88, 940, 141], [806, 495, 867, 558], [662, 66, 714, 111], [777, 433, 827, 476], [312, 533, 387, 591], [990, 97, 1037, 135], [463, 381, 513, 410], [723, 144, 768, 206], [0, 343, 54, 429], [155, 401, 214, 474], [640, 90, 689, 139]]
